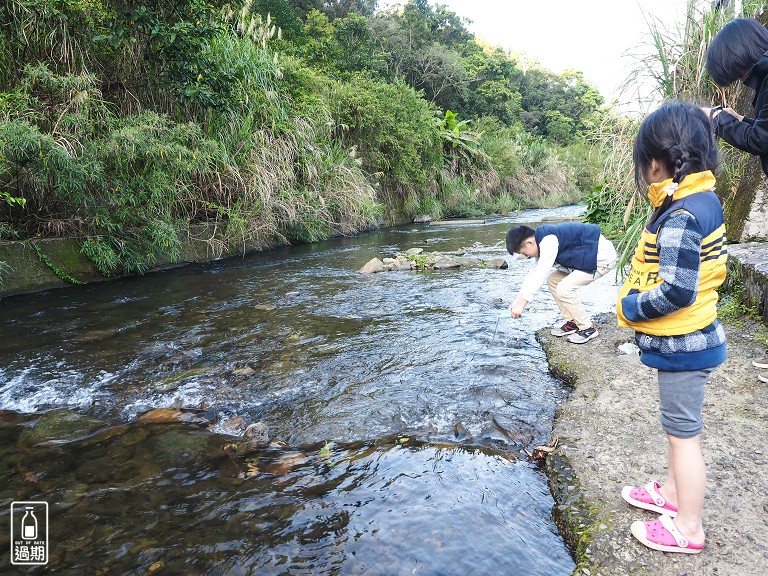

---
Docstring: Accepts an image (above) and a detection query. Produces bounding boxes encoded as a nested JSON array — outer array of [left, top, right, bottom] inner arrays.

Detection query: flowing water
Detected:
[[0, 205, 619, 575]]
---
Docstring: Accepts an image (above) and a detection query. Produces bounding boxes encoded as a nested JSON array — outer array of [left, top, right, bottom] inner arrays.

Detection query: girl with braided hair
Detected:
[[616, 101, 728, 554]]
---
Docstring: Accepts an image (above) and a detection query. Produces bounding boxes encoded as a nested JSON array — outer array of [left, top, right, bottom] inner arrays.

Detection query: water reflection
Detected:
[[1, 412, 573, 575]]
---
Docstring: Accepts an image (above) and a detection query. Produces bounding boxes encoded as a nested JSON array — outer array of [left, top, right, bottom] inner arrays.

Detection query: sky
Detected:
[[385, 0, 697, 108], [438, 0, 694, 105]]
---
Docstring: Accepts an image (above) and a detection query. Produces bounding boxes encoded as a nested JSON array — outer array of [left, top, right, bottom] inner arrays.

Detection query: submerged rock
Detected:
[[265, 451, 307, 476], [232, 366, 255, 377], [219, 416, 247, 436], [223, 421, 271, 457], [19, 409, 106, 447], [134, 408, 216, 427], [242, 422, 270, 447]]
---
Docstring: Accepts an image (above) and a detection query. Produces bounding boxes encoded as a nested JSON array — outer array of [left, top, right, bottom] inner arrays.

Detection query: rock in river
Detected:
[[134, 407, 216, 427], [359, 258, 385, 274]]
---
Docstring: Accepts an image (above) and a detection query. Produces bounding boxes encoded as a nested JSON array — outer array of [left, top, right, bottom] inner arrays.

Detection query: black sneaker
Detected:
[[567, 325, 599, 344], [551, 320, 578, 337]]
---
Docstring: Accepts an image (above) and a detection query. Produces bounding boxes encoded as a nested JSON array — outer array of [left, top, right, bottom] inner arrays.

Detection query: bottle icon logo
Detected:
[[21, 507, 37, 540], [10, 501, 48, 565]]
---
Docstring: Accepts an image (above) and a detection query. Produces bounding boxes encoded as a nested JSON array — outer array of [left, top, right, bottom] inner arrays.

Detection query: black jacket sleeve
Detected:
[[715, 76, 768, 155]]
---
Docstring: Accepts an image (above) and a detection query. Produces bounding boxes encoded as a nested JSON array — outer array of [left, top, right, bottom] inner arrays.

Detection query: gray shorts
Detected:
[[657, 368, 714, 439]]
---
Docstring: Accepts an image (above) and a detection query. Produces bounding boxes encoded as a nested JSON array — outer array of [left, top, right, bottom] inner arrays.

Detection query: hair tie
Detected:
[[663, 182, 679, 197]]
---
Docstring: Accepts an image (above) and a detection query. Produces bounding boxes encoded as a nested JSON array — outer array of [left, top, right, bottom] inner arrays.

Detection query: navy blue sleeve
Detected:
[[633, 211, 702, 320]]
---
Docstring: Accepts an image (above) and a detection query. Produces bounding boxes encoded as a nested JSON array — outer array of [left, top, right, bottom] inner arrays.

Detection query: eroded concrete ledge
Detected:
[[726, 242, 768, 323], [537, 314, 768, 576]]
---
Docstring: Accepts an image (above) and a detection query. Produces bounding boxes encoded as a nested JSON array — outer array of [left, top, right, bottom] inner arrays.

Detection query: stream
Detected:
[[0, 205, 619, 575]]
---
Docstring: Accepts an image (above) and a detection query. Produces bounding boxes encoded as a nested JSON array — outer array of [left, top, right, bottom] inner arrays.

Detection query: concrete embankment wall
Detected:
[[725, 242, 768, 323], [0, 225, 249, 300]]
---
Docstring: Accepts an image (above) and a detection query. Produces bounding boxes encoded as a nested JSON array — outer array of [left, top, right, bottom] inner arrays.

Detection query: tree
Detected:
[[519, 67, 604, 142], [301, 8, 336, 69], [251, 0, 302, 37], [460, 47, 523, 126], [288, 0, 378, 20], [328, 76, 442, 192], [431, 4, 473, 49], [404, 43, 467, 110], [333, 13, 385, 74]]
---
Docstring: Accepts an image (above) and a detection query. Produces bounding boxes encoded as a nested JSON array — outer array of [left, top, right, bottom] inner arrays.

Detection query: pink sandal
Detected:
[[621, 481, 678, 516], [630, 514, 705, 554]]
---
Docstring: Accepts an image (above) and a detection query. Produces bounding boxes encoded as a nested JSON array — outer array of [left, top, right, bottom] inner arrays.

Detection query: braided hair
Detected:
[[632, 101, 721, 227]]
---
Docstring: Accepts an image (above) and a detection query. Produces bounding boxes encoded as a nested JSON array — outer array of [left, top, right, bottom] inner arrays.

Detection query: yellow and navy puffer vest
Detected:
[[616, 171, 727, 336]]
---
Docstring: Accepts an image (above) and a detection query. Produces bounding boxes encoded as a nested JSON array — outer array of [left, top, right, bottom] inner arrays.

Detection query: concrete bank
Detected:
[[537, 313, 768, 576], [0, 225, 251, 299], [726, 242, 768, 323]]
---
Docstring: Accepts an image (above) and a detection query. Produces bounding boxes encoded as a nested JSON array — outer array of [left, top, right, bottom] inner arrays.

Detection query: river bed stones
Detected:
[[359, 243, 508, 273], [134, 407, 216, 427], [358, 258, 385, 274], [18, 408, 106, 447]]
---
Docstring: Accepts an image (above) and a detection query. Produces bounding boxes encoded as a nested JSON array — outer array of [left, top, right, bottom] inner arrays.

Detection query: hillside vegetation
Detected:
[[0, 0, 606, 275]]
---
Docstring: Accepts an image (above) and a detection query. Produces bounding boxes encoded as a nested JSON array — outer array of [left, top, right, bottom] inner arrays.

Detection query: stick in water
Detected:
[[490, 311, 512, 344]]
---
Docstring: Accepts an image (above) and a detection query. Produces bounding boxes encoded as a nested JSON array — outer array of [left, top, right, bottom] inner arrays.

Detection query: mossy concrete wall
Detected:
[[723, 156, 764, 241], [0, 225, 247, 299], [725, 242, 768, 323]]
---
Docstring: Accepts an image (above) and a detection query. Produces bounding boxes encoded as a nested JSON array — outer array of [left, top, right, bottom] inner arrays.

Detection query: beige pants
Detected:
[[547, 265, 612, 329]]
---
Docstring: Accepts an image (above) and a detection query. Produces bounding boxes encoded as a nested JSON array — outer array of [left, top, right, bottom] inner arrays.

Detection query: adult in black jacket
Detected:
[[704, 17, 768, 176], [705, 17, 768, 379]]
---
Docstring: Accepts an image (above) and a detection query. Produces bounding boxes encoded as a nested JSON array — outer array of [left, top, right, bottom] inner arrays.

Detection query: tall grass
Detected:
[[0, 0, 90, 86], [471, 117, 584, 212], [202, 29, 381, 249], [0, 19, 382, 274]]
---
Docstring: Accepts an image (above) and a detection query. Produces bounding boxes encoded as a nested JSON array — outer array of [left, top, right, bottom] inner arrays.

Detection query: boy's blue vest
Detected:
[[534, 223, 600, 273]]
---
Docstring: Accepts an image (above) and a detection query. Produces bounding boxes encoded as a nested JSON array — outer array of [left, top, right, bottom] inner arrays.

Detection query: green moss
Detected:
[[29, 242, 85, 285], [405, 254, 431, 270], [719, 260, 768, 342], [545, 451, 606, 571], [724, 173, 758, 242]]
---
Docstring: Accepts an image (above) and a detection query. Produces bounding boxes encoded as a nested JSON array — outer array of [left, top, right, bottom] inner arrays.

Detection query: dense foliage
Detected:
[[0, 0, 605, 275]]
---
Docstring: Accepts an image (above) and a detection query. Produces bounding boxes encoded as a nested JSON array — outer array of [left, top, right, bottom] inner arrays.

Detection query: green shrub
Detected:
[[81, 112, 216, 273], [475, 117, 521, 182], [438, 173, 487, 217], [327, 76, 443, 200]]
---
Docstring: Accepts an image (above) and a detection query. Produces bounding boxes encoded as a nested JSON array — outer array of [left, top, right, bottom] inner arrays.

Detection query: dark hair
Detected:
[[633, 101, 721, 226], [506, 225, 535, 254], [706, 18, 768, 86]]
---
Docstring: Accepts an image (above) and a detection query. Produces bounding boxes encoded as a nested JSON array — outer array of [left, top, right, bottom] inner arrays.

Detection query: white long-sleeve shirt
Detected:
[[517, 234, 617, 302]]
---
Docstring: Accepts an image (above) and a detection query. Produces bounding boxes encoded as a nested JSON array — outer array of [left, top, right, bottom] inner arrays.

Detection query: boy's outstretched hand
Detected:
[[509, 296, 528, 318]]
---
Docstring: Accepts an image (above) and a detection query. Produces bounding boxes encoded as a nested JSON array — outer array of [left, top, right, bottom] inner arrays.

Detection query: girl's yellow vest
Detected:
[[616, 172, 727, 336]]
